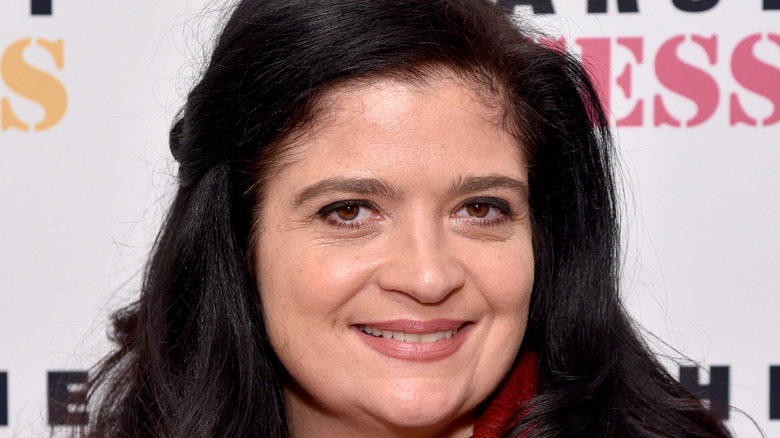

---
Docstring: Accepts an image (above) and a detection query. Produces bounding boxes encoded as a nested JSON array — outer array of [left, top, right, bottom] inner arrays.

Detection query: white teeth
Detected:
[[405, 333, 422, 343], [420, 333, 436, 343], [358, 325, 459, 343]]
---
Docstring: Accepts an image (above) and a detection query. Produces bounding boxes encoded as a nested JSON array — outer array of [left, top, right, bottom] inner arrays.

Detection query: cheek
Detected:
[[474, 244, 534, 364], [256, 240, 378, 344], [474, 243, 534, 312], [487, 251, 534, 344]]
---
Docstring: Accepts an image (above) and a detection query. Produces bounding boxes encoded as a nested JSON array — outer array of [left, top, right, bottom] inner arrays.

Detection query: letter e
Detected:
[[47, 371, 88, 426], [615, 37, 644, 126], [576, 37, 612, 121]]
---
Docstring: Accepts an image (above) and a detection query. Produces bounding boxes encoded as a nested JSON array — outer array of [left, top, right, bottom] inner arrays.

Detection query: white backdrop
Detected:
[[1, 1, 778, 436]]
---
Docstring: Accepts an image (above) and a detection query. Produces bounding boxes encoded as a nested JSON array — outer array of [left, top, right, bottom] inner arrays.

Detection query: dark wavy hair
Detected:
[[80, 0, 732, 436]]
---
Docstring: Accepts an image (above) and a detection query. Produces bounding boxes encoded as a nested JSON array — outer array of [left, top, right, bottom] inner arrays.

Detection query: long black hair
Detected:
[[82, 0, 732, 436]]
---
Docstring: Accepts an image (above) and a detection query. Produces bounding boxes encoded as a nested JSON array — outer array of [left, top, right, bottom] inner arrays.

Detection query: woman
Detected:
[[81, 0, 733, 437]]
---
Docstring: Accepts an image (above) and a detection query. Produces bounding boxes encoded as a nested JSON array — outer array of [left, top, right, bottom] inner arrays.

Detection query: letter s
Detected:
[[654, 35, 719, 127], [730, 33, 780, 126], [1, 38, 67, 131]]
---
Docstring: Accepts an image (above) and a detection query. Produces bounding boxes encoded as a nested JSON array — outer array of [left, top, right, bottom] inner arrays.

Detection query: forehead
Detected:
[[252, 76, 530, 212], [274, 75, 525, 177], [314, 72, 510, 131]]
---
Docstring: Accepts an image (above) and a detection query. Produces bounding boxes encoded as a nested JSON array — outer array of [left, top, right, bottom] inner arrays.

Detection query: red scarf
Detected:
[[471, 349, 538, 438]]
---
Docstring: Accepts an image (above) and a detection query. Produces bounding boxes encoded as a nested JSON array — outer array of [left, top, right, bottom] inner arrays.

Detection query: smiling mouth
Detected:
[[357, 324, 461, 344]]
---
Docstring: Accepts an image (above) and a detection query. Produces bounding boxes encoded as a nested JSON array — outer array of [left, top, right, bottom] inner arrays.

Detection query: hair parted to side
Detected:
[[80, 0, 732, 437]]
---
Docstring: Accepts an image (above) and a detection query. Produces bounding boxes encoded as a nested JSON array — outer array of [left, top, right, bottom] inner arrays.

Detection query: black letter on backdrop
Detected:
[[497, 0, 555, 14], [588, 0, 639, 12], [31, 0, 52, 15], [765, 0, 780, 9], [1, 372, 7, 426], [47, 372, 88, 426], [771, 366, 780, 419], [680, 366, 730, 419], [673, 0, 719, 12]]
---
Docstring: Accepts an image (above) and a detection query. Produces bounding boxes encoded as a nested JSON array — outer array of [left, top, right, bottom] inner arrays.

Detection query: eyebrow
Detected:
[[295, 177, 399, 206], [446, 175, 529, 199], [295, 175, 528, 206]]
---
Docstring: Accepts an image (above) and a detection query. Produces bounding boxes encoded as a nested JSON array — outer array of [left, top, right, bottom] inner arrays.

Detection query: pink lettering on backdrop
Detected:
[[615, 37, 644, 126], [576, 37, 611, 121], [654, 34, 720, 128], [730, 33, 780, 126], [541, 31, 777, 128]]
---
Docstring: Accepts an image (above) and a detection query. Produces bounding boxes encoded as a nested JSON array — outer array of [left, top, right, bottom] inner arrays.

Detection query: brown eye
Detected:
[[466, 203, 490, 218], [336, 205, 360, 220], [454, 197, 511, 224], [319, 201, 375, 226]]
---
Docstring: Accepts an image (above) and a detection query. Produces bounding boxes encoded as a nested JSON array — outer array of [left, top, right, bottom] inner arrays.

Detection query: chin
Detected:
[[367, 385, 475, 431]]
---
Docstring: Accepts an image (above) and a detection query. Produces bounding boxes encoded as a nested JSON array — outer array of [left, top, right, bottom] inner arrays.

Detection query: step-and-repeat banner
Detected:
[[1, 1, 778, 436]]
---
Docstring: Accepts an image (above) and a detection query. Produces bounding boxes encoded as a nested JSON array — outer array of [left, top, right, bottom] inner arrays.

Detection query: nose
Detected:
[[374, 220, 466, 303]]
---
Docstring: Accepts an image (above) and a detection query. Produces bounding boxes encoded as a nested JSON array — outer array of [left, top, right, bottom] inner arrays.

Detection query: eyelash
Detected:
[[318, 200, 378, 229], [453, 197, 513, 227], [317, 197, 513, 229]]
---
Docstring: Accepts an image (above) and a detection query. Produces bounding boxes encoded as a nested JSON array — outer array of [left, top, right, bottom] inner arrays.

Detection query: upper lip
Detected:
[[354, 319, 469, 333]]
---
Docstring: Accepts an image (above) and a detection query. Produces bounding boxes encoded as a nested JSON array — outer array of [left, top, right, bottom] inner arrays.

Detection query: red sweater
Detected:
[[471, 349, 538, 438]]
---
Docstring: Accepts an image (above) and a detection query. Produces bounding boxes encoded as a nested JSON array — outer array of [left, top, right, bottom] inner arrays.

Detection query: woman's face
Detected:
[[255, 75, 534, 437]]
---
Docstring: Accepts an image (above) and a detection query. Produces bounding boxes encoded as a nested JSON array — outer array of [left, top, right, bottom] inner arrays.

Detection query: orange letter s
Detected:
[[1, 38, 67, 131]]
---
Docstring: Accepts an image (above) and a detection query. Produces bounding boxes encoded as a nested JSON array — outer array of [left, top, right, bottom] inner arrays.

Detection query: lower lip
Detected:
[[354, 323, 472, 362]]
